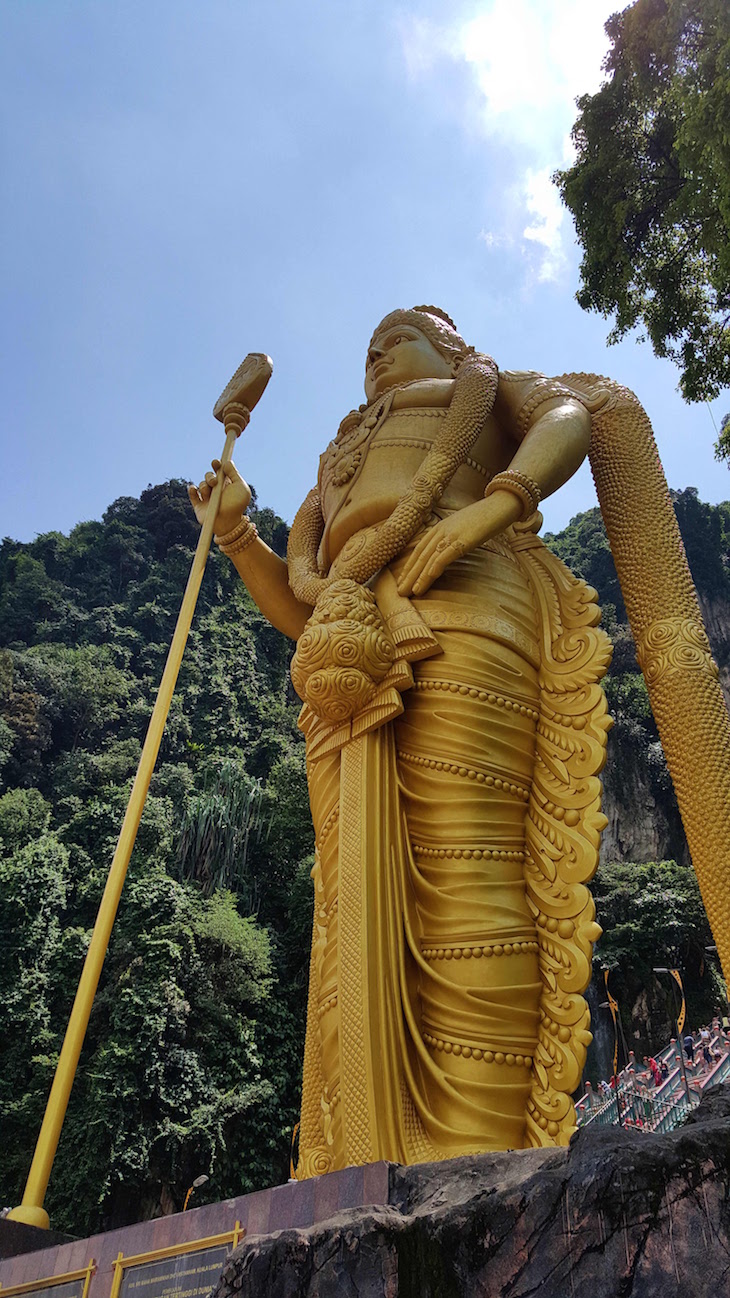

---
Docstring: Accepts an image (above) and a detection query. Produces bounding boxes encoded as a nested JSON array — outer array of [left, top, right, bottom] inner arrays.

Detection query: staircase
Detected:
[[576, 1031, 730, 1134]]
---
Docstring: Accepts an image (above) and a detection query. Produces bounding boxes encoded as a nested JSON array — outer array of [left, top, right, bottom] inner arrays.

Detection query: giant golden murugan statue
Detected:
[[189, 306, 730, 1174]]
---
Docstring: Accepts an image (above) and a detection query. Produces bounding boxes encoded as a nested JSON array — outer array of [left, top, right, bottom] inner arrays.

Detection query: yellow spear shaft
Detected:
[[8, 406, 246, 1229]]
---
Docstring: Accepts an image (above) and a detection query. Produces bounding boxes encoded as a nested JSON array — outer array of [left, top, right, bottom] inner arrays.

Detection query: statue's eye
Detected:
[[393, 336, 402, 345]]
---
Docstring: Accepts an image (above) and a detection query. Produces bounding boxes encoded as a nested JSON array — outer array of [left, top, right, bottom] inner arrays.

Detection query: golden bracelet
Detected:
[[484, 470, 541, 520], [215, 516, 250, 546], [216, 516, 259, 555]]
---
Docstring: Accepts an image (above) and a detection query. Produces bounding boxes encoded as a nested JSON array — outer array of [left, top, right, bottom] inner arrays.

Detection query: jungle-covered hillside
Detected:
[[0, 484, 728, 1231]]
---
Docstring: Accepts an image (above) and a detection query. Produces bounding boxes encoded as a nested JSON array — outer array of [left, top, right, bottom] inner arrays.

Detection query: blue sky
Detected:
[[2, 0, 728, 546]]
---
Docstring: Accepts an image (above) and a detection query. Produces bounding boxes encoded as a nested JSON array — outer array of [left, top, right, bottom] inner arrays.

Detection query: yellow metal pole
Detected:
[[8, 408, 245, 1229]]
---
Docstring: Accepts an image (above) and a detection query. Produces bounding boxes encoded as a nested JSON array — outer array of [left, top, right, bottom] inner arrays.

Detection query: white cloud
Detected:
[[478, 229, 513, 249], [522, 164, 569, 282], [397, 0, 617, 282], [455, 0, 612, 149]]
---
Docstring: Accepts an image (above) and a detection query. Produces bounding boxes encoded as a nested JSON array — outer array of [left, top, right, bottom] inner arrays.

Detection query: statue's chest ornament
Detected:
[[290, 353, 498, 609], [321, 391, 397, 493]]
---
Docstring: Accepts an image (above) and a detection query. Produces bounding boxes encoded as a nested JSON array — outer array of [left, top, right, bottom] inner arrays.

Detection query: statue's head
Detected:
[[364, 305, 471, 402]]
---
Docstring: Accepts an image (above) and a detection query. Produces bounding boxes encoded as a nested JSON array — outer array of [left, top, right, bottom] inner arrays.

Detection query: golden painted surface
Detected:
[[189, 307, 729, 1171], [292, 518, 610, 1168]]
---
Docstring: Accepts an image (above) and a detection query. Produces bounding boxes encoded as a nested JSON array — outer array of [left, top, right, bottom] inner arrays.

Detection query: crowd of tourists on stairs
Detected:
[[575, 1011, 730, 1132]]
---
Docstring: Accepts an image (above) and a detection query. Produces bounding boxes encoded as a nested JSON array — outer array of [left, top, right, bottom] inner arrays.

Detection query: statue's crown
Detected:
[[413, 305, 458, 332]]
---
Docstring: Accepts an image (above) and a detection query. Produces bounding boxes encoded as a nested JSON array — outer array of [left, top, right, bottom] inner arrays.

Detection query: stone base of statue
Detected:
[[3, 1088, 730, 1298], [212, 1084, 730, 1298]]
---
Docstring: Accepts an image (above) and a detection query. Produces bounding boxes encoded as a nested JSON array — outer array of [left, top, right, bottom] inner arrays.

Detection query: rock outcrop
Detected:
[[214, 1085, 730, 1297]]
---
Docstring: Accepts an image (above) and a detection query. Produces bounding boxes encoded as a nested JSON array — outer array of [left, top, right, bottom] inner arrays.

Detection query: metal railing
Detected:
[[576, 1031, 729, 1134]]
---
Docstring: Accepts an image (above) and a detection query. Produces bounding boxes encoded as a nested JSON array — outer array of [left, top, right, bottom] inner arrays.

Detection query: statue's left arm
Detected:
[[397, 375, 590, 597]]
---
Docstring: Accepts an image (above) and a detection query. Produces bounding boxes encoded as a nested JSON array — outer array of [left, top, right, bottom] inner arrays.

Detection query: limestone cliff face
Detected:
[[699, 592, 730, 710], [599, 725, 689, 867], [543, 494, 730, 873]]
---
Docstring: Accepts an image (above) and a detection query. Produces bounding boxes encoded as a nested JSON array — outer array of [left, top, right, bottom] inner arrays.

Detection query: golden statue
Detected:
[[189, 306, 730, 1174]]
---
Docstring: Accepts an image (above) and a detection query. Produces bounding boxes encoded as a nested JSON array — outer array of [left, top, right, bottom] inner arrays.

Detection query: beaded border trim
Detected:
[[397, 750, 530, 801], [369, 437, 489, 479], [414, 679, 539, 720], [412, 845, 524, 861], [422, 1034, 533, 1067], [315, 804, 339, 852], [421, 939, 538, 959]]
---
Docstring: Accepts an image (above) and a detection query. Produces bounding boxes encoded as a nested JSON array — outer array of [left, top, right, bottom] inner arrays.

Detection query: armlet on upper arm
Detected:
[[496, 370, 589, 442]]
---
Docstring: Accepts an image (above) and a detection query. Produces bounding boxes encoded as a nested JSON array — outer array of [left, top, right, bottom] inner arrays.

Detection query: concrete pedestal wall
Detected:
[[0, 1163, 388, 1298]]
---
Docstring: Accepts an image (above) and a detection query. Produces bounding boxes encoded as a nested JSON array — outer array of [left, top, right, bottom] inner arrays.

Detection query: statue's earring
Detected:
[[451, 355, 463, 376]]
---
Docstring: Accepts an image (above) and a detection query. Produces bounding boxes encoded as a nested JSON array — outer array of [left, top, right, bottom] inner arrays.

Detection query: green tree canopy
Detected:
[[0, 481, 313, 1232], [555, 0, 730, 417]]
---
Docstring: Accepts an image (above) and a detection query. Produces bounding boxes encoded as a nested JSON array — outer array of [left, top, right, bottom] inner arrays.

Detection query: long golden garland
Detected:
[[567, 374, 730, 988]]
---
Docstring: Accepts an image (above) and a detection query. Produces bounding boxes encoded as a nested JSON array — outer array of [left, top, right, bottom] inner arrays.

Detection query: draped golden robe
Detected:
[[295, 500, 612, 1175]]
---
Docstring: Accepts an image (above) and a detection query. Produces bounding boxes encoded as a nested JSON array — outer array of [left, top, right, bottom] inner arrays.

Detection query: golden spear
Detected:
[[8, 354, 273, 1229]]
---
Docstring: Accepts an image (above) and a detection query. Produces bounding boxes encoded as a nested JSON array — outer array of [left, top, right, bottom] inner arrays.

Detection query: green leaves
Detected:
[[556, 0, 730, 412], [0, 479, 309, 1231], [595, 859, 711, 972], [0, 787, 52, 850], [177, 763, 267, 900], [592, 858, 720, 1038]]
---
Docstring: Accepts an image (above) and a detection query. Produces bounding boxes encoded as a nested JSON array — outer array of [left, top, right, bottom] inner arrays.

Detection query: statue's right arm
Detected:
[[188, 459, 313, 641], [227, 533, 313, 641]]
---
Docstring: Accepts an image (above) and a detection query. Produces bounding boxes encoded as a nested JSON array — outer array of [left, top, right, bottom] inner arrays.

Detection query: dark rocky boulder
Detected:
[[213, 1084, 730, 1297]]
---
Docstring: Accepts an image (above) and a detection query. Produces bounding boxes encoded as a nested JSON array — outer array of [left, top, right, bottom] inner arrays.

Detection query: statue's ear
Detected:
[[451, 346, 476, 376]]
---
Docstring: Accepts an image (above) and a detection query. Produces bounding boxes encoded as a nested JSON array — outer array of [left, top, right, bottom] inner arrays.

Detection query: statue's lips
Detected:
[[372, 360, 393, 379]]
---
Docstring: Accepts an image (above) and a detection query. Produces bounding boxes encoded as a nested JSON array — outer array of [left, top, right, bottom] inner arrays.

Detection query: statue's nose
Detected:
[[368, 346, 385, 366]]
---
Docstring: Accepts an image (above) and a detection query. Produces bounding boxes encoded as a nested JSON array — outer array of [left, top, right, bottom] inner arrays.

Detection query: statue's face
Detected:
[[364, 323, 453, 401]]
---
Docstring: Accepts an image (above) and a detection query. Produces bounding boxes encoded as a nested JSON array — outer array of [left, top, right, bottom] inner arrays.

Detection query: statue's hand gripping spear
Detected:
[[8, 354, 273, 1229]]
